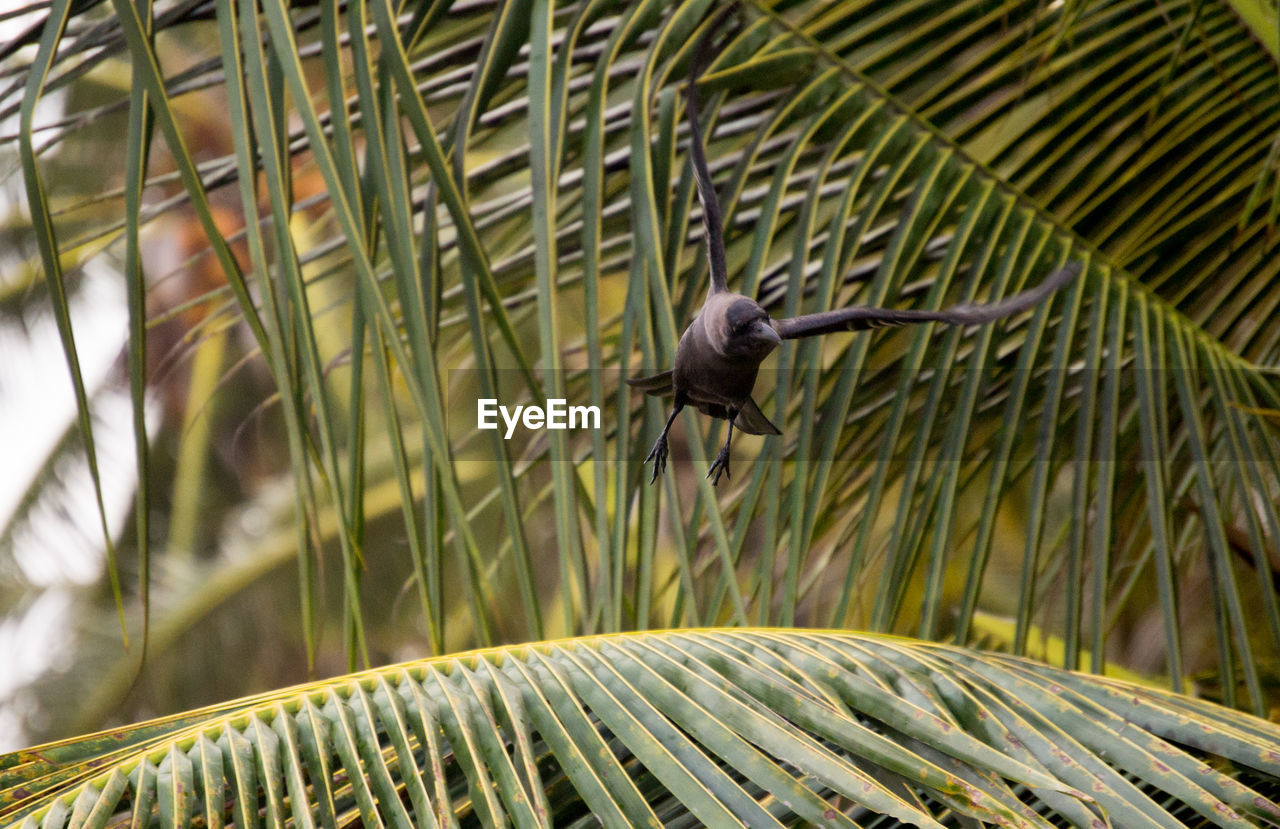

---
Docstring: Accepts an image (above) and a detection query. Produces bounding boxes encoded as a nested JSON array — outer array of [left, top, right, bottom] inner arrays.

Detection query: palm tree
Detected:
[[1, 0, 1279, 824]]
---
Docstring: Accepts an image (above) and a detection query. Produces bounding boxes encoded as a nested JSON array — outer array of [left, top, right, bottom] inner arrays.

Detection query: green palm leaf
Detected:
[[3, 630, 1279, 828]]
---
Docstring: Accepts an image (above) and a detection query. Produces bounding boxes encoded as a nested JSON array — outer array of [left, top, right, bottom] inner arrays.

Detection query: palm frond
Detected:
[[3, 630, 1279, 828]]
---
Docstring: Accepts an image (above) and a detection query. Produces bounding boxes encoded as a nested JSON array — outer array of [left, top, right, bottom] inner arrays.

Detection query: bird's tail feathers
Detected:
[[735, 397, 782, 435]]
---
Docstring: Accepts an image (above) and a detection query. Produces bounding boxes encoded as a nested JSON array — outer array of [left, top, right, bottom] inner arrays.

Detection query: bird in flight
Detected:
[[628, 16, 1081, 486]]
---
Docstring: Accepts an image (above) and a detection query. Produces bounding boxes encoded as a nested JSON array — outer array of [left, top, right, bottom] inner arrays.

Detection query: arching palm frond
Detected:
[[3, 630, 1279, 828]]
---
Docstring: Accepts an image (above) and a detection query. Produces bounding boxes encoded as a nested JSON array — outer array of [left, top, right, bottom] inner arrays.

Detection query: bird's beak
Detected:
[[753, 320, 781, 348]]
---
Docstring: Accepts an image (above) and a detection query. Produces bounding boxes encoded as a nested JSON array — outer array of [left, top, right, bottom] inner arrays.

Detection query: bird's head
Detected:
[[713, 296, 781, 360]]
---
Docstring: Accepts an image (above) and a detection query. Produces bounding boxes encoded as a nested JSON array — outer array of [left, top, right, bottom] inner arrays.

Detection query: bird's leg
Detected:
[[645, 400, 684, 484], [707, 409, 737, 485]]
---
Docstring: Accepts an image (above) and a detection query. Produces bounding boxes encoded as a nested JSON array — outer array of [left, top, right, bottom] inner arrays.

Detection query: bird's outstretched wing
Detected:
[[686, 7, 737, 298], [625, 370, 674, 396], [771, 262, 1082, 340]]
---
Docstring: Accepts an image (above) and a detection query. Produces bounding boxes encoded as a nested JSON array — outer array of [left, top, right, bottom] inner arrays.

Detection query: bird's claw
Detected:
[[645, 435, 669, 484], [707, 446, 731, 485]]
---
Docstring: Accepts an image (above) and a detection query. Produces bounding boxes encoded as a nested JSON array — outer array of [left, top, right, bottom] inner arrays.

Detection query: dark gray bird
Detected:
[[628, 23, 1081, 486]]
